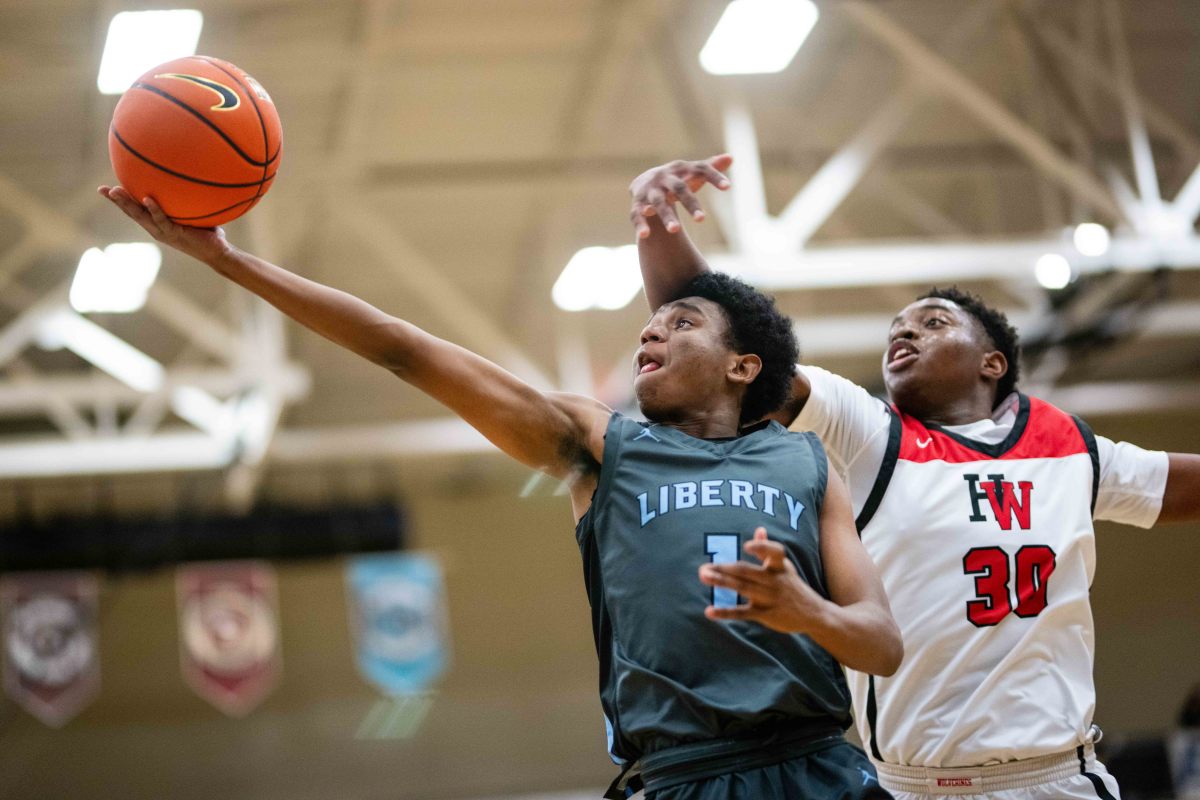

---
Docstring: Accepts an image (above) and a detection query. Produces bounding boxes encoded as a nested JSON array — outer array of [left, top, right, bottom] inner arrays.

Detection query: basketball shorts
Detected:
[[876, 744, 1120, 800], [646, 738, 892, 800]]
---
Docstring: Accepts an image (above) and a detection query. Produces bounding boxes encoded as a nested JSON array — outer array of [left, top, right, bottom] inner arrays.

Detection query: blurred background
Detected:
[[1, 0, 1198, 798]]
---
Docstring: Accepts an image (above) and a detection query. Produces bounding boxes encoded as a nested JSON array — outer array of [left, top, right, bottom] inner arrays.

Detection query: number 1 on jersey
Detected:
[[705, 534, 740, 609]]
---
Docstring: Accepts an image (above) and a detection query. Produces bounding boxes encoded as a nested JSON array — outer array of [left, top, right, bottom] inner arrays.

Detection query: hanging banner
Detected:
[[176, 561, 281, 717], [346, 552, 449, 696], [1, 571, 101, 727]]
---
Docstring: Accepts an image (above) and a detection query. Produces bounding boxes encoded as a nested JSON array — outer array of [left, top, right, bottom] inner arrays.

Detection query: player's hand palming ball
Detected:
[[108, 56, 282, 227]]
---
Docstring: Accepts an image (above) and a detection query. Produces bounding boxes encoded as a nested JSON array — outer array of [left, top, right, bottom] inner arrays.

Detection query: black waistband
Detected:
[[638, 722, 844, 793]]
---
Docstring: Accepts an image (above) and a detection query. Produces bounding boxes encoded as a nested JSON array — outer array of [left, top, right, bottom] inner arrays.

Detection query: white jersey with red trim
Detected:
[[850, 393, 1104, 768]]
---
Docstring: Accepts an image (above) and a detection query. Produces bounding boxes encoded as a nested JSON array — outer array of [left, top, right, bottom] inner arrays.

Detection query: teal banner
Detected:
[[346, 553, 449, 695]]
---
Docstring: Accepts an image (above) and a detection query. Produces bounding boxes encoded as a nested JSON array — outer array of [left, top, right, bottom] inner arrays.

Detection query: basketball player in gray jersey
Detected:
[[100, 184, 901, 799]]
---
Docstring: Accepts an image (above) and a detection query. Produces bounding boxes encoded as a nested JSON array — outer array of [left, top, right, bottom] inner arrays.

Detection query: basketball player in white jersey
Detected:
[[629, 155, 1200, 800]]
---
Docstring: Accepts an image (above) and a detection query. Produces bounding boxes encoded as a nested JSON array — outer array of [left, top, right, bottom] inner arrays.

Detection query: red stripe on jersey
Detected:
[[897, 396, 1088, 463]]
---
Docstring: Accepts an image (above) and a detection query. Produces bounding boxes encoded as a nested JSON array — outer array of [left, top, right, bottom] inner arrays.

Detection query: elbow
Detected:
[[373, 320, 420, 374], [874, 620, 904, 677], [873, 623, 902, 676]]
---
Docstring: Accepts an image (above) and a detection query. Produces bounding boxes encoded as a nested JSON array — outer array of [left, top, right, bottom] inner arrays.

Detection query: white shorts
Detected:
[[877, 745, 1121, 800]]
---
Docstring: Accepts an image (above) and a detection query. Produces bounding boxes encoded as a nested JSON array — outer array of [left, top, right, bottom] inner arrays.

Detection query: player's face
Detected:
[[883, 298, 998, 415], [633, 297, 741, 422]]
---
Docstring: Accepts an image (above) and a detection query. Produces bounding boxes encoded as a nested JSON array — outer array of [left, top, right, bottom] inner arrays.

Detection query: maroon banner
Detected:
[[1, 571, 101, 727], [176, 561, 281, 717]]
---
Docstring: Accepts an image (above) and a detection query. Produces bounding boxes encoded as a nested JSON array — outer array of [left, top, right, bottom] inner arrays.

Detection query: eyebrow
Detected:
[[647, 300, 707, 323], [890, 303, 956, 326], [670, 301, 706, 315]]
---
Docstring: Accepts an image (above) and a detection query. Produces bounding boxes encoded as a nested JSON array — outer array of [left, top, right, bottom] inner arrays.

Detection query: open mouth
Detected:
[[636, 351, 663, 376], [886, 340, 919, 372]]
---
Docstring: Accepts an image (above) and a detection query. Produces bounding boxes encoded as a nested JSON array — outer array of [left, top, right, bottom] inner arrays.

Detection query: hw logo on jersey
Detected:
[[963, 473, 1033, 531]]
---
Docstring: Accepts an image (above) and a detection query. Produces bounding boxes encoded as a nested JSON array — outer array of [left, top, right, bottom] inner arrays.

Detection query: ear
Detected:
[[981, 350, 1007, 383], [728, 353, 762, 386]]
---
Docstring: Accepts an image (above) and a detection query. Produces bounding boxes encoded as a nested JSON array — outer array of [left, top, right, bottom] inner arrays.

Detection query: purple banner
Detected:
[[1, 571, 101, 727]]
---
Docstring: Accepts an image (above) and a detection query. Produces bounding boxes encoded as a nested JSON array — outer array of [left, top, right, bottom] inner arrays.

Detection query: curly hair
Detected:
[[679, 272, 799, 424], [919, 286, 1021, 406]]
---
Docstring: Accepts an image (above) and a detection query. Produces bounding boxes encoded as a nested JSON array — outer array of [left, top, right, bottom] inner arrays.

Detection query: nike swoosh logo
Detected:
[[156, 73, 241, 111], [916, 437, 932, 448]]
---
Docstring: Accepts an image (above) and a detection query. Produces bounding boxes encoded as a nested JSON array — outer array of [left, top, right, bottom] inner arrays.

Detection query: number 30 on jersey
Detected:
[[962, 545, 1057, 626]]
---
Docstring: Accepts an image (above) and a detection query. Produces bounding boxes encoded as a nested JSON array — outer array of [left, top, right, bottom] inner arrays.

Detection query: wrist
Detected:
[[206, 242, 241, 275], [796, 597, 838, 638]]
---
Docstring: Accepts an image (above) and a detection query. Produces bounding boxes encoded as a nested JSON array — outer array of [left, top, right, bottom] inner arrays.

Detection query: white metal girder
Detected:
[[710, 233, 1200, 290], [1036, 20, 1200, 165], [0, 365, 310, 415], [335, 201, 555, 389], [772, 0, 995, 250], [840, 1, 1126, 226], [1102, 0, 1162, 213]]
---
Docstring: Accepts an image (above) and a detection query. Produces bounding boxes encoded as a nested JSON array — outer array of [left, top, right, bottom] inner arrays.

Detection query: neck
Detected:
[[658, 407, 743, 440], [899, 386, 1000, 427]]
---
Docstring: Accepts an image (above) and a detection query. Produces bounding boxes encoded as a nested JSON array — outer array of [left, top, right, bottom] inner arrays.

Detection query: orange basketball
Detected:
[[108, 56, 282, 227]]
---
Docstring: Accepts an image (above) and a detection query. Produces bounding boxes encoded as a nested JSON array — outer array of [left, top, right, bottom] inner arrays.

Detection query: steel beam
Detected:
[[336, 202, 555, 389], [710, 234, 1200, 290], [0, 365, 310, 415], [841, 1, 1125, 224]]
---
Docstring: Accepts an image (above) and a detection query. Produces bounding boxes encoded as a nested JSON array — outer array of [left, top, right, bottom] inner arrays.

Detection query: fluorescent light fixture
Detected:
[[1072, 222, 1110, 257], [700, 0, 819, 75], [70, 243, 162, 314], [552, 246, 643, 312], [1034, 253, 1073, 290], [97, 10, 204, 95], [37, 310, 165, 392]]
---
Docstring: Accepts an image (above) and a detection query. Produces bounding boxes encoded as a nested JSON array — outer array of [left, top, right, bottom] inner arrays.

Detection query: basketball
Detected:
[[108, 55, 282, 227]]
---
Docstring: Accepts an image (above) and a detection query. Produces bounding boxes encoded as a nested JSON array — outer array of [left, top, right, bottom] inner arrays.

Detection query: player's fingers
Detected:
[[707, 153, 734, 175], [744, 533, 786, 572], [696, 159, 732, 191], [744, 543, 787, 574], [142, 196, 175, 233], [668, 178, 706, 222], [699, 561, 771, 588], [698, 566, 758, 597], [629, 204, 653, 239], [704, 604, 759, 622], [646, 189, 681, 233], [103, 187, 159, 233]]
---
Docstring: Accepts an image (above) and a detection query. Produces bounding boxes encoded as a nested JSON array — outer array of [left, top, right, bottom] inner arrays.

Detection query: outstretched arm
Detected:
[[630, 156, 812, 423], [99, 187, 609, 491], [1159, 453, 1200, 523], [698, 467, 903, 676]]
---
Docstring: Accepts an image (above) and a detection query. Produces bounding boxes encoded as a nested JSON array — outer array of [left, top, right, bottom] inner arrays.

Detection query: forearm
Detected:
[[209, 245, 414, 369], [805, 599, 903, 677], [1159, 452, 1200, 523], [638, 214, 711, 309], [208, 245, 604, 479]]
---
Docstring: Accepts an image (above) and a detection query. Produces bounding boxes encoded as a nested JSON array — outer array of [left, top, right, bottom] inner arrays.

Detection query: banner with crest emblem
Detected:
[[176, 561, 281, 717], [346, 552, 449, 696], [1, 571, 101, 727]]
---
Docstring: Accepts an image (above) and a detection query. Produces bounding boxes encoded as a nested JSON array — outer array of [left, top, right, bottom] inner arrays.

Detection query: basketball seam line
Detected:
[[111, 126, 277, 189], [169, 194, 263, 222], [198, 57, 272, 198], [130, 82, 277, 168]]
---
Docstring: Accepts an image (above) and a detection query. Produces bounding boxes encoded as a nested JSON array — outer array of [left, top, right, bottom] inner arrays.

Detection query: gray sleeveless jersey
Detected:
[[576, 413, 852, 763]]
